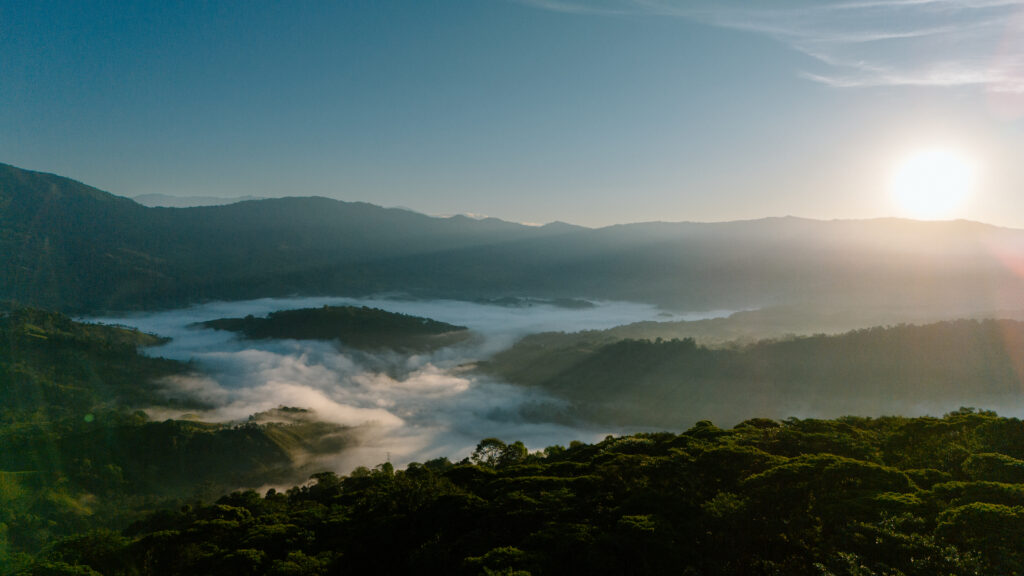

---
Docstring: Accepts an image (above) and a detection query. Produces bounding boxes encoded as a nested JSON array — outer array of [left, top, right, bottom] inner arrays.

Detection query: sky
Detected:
[[2, 0, 1024, 227]]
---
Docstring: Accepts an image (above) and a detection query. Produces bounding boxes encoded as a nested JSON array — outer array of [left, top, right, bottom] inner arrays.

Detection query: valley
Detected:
[[5, 164, 1024, 574], [10, 0, 1024, 570]]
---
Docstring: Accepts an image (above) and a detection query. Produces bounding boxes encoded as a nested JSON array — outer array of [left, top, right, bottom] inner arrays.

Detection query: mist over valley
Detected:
[[11, 0, 1024, 569], [7, 163, 1024, 573], [79, 292, 1024, 479], [8, 159, 1024, 475], [87, 296, 686, 472]]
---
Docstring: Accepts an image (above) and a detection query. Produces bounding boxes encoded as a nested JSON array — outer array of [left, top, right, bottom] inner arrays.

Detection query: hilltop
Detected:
[[200, 305, 469, 351]]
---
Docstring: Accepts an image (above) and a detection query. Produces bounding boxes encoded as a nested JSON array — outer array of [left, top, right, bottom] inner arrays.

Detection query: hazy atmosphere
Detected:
[[8, 2, 1024, 574]]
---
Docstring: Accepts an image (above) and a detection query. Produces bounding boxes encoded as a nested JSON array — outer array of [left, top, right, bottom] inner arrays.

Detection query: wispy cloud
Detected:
[[515, 0, 1024, 92], [514, 0, 629, 16]]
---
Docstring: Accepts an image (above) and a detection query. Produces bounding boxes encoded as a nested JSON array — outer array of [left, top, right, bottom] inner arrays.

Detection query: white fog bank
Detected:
[[90, 297, 730, 472]]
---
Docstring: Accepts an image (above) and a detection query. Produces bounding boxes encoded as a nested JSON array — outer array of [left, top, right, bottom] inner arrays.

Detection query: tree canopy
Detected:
[[16, 409, 1024, 575]]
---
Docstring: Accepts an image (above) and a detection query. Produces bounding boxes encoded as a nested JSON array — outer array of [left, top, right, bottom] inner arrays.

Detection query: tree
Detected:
[[499, 441, 528, 468], [472, 438, 508, 468]]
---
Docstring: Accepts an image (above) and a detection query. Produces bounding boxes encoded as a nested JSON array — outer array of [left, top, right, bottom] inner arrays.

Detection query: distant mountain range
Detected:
[[133, 193, 269, 208], [4, 161, 1024, 316]]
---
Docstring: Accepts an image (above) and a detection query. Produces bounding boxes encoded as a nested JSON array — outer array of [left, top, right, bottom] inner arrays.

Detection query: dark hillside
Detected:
[[200, 305, 469, 351], [31, 410, 1024, 576], [5, 162, 1024, 317], [0, 308, 350, 570], [484, 319, 1024, 428], [0, 163, 569, 311]]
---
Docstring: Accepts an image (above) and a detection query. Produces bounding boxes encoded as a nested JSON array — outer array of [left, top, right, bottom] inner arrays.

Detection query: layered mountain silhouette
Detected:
[[133, 193, 268, 208], [3, 161, 1024, 315]]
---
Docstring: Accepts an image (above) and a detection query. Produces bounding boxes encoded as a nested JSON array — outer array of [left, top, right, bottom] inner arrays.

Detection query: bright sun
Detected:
[[889, 148, 975, 220]]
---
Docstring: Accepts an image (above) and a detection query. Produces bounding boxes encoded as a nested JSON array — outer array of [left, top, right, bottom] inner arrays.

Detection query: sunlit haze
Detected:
[[890, 148, 976, 220]]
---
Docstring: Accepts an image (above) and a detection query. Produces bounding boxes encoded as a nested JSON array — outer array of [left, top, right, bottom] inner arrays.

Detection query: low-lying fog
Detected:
[[92, 297, 727, 472]]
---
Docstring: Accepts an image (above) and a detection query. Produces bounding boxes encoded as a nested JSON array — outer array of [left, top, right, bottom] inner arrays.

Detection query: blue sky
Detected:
[[2, 0, 1023, 227]]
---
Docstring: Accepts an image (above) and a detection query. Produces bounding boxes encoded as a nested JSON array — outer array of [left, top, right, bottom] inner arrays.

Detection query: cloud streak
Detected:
[[516, 0, 1024, 92]]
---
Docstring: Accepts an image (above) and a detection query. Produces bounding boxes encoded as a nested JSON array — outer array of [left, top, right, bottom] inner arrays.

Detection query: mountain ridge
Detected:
[[9, 161, 1023, 232], [4, 162, 1024, 316]]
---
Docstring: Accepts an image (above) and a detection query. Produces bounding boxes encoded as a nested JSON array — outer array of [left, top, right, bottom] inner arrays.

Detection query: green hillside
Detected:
[[24, 409, 1024, 575], [200, 305, 469, 351], [0, 308, 349, 572], [482, 319, 1024, 428], [0, 163, 577, 313]]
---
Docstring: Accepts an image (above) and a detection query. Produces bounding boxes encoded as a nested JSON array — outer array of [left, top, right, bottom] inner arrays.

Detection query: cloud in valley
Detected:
[[91, 297, 712, 472]]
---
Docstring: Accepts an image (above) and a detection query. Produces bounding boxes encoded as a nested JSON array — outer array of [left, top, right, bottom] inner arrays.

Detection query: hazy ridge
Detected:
[[5, 162, 1024, 321], [482, 319, 1024, 428]]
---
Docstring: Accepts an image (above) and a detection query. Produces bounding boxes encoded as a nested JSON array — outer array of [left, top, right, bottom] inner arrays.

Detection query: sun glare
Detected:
[[889, 148, 975, 220]]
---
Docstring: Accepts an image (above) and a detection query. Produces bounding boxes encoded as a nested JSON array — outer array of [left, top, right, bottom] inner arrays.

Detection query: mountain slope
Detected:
[[335, 215, 1024, 313], [482, 319, 1024, 428], [4, 162, 1024, 315], [133, 193, 267, 207], [0, 163, 575, 311]]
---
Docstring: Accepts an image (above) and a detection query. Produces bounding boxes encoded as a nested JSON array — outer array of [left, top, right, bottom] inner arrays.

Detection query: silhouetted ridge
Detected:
[[4, 162, 1024, 315]]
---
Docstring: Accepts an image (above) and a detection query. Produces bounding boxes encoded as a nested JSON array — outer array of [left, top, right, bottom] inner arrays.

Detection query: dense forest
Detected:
[[18, 409, 1024, 575], [0, 307, 350, 572], [482, 319, 1024, 428], [498, 305, 1024, 352], [200, 305, 469, 351], [9, 299, 1024, 573]]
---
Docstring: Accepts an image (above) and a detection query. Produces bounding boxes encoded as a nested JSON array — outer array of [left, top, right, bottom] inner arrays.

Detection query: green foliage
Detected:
[[936, 502, 1024, 572], [962, 452, 1024, 483], [471, 439, 529, 469], [0, 307, 186, 424], [200, 305, 468, 351], [23, 411, 1014, 575], [930, 481, 1024, 508], [0, 309, 350, 573], [7, 307, 1024, 573], [486, 320, 1024, 429]]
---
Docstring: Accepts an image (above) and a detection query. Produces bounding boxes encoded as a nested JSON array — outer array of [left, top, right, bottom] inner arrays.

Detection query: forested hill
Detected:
[[0, 308, 351, 571], [0, 163, 577, 312], [6, 162, 1024, 316], [26, 409, 1024, 575], [483, 319, 1024, 428], [0, 306, 182, 420], [200, 305, 469, 351]]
